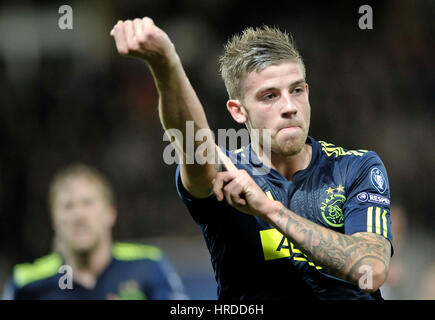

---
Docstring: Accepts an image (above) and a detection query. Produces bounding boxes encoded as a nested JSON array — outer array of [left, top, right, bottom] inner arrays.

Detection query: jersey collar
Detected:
[[244, 136, 320, 182]]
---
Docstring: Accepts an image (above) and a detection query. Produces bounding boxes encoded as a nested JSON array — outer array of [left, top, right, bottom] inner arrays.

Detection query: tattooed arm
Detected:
[[264, 201, 391, 292], [212, 164, 392, 292]]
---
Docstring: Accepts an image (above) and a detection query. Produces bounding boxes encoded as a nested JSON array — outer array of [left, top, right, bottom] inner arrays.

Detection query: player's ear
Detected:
[[108, 207, 117, 228], [305, 82, 309, 96], [104, 205, 117, 229], [227, 99, 247, 124]]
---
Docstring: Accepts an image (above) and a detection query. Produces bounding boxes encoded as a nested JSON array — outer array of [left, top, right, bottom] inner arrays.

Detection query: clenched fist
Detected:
[[110, 17, 176, 66]]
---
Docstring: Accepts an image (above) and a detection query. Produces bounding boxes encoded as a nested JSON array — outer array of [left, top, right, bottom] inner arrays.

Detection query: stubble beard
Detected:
[[245, 108, 310, 159], [270, 126, 309, 157]]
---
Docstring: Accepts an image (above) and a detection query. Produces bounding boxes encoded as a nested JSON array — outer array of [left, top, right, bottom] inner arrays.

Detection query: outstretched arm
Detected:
[[111, 17, 216, 198]]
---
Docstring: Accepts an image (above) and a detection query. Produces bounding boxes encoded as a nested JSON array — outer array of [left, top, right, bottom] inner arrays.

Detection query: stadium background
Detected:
[[0, 0, 434, 299]]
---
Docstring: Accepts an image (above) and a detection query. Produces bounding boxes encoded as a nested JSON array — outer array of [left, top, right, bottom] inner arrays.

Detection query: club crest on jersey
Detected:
[[370, 167, 387, 194], [320, 185, 346, 227]]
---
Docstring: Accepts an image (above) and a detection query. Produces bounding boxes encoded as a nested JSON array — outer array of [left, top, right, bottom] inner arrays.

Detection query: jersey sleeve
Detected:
[[144, 255, 189, 300], [175, 164, 222, 225], [343, 151, 393, 252]]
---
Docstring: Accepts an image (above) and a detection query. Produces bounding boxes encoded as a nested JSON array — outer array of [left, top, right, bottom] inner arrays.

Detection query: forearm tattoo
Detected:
[[274, 207, 391, 286]]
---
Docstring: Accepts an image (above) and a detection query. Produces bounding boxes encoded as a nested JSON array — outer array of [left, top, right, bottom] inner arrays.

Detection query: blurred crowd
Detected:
[[0, 0, 433, 299]]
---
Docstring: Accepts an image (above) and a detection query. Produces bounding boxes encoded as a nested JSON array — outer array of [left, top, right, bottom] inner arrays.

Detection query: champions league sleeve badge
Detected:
[[370, 167, 387, 194]]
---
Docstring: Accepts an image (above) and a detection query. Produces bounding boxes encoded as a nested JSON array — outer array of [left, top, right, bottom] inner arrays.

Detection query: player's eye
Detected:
[[262, 93, 277, 101], [82, 197, 94, 207], [292, 87, 304, 95], [62, 201, 74, 211]]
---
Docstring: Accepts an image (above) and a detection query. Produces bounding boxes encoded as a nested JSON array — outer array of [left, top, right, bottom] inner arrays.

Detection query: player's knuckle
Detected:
[[223, 185, 233, 195], [143, 16, 154, 25], [126, 38, 139, 50], [232, 175, 241, 185], [136, 37, 146, 46], [138, 32, 149, 45], [126, 43, 137, 52], [220, 171, 228, 178], [119, 44, 130, 54], [145, 30, 157, 42], [140, 30, 151, 42], [212, 180, 219, 189], [124, 20, 132, 30]]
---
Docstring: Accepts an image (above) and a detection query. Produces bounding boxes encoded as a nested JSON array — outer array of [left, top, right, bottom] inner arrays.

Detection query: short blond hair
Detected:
[[48, 163, 115, 212], [219, 26, 306, 100]]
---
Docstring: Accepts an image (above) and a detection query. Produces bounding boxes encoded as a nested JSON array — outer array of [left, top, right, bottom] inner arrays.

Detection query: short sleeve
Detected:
[[343, 152, 393, 252], [175, 164, 224, 225]]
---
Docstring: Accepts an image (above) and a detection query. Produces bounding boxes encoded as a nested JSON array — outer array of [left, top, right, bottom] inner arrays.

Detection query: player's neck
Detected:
[[254, 143, 312, 181], [63, 237, 113, 289]]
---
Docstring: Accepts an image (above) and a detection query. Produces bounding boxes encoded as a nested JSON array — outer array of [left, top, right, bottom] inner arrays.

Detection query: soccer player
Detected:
[[110, 18, 393, 300], [4, 163, 188, 300]]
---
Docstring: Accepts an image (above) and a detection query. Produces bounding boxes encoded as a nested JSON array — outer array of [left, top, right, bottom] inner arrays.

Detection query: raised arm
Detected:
[[111, 17, 216, 198]]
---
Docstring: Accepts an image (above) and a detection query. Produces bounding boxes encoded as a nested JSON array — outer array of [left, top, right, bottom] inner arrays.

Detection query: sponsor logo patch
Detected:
[[357, 192, 390, 205]]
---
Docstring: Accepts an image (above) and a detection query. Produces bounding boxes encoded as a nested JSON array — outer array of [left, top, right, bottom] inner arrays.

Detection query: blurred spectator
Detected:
[[3, 163, 188, 300]]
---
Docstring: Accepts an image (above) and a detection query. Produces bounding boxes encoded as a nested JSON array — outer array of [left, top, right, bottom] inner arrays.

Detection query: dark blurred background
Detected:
[[0, 0, 434, 299]]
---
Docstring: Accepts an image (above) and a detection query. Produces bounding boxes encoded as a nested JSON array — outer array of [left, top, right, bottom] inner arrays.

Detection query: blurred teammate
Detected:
[[4, 163, 188, 300], [110, 18, 393, 299]]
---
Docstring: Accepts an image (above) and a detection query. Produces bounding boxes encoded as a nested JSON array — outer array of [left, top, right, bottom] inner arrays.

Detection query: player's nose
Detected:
[[70, 205, 88, 221], [280, 92, 297, 118]]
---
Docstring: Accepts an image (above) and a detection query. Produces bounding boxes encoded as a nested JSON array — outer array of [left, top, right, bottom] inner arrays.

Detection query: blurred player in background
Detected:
[[3, 163, 188, 300], [110, 17, 393, 299]]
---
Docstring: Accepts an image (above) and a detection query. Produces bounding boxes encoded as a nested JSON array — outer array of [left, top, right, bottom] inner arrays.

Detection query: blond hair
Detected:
[[48, 163, 115, 211], [219, 26, 306, 100]]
